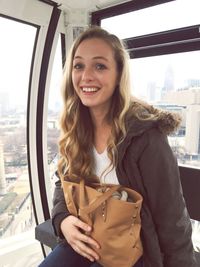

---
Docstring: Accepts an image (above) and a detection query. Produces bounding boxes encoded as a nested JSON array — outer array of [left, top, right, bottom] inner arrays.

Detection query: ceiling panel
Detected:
[[54, 0, 130, 11]]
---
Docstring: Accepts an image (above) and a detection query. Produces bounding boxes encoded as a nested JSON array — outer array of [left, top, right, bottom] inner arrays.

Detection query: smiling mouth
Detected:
[[81, 87, 99, 92]]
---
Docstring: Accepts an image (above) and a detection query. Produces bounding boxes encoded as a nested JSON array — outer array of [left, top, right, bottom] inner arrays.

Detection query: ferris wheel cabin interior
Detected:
[[0, 0, 200, 266]]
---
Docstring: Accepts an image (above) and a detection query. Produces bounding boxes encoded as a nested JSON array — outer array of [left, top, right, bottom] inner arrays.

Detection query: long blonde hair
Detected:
[[58, 26, 131, 181]]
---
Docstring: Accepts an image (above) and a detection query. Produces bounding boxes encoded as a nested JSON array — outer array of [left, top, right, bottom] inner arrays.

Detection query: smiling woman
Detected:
[[58, 27, 131, 183]]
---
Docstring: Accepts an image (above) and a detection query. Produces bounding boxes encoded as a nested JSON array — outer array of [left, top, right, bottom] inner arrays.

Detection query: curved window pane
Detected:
[[0, 17, 43, 265]]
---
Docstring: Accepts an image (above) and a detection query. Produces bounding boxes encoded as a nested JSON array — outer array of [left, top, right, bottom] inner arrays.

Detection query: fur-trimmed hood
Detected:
[[126, 99, 182, 136]]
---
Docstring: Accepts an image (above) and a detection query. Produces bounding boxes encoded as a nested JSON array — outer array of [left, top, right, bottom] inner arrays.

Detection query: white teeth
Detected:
[[82, 87, 98, 92]]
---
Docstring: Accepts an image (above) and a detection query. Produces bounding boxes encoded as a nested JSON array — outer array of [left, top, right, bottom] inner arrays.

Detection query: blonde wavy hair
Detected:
[[58, 26, 132, 182]]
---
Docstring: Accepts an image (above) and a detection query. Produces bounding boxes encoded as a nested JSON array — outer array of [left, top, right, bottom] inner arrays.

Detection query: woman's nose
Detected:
[[81, 67, 94, 81]]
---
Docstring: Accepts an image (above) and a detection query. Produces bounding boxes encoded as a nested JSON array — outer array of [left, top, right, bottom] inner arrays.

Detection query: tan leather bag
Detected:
[[61, 179, 143, 267]]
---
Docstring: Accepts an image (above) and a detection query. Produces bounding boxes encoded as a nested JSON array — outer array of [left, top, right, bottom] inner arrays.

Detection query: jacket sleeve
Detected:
[[138, 128, 197, 267], [51, 176, 71, 238]]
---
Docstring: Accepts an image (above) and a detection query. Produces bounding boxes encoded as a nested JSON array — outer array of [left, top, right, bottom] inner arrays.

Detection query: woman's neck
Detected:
[[90, 111, 111, 154], [89, 107, 112, 153], [90, 107, 108, 128], [93, 126, 111, 154]]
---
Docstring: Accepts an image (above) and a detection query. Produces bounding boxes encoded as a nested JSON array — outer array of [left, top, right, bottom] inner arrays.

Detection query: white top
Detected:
[[93, 147, 119, 185]]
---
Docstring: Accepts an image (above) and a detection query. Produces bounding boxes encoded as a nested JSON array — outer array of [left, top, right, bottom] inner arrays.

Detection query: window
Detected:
[[129, 51, 200, 167], [0, 16, 43, 266]]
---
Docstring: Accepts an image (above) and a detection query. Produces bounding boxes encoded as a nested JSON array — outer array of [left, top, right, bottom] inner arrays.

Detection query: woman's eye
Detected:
[[96, 63, 107, 70], [73, 63, 83, 70]]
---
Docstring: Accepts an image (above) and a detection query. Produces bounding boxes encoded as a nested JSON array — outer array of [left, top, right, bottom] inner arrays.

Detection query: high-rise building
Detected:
[[161, 65, 175, 99], [147, 81, 161, 102]]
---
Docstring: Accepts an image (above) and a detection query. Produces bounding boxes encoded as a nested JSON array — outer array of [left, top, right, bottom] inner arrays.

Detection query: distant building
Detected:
[[163, 87, 200, 154], [48, 119, 59, 129], [164, 87, 200, 105], [162, 65, 175, 98], [187, 79, 200, 88], [147, 82, 161, 102], [0, 116, 25, 129]]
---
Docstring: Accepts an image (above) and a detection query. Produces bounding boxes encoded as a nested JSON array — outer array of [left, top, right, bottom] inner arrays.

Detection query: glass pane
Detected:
[[0, 16, 43, 265], [47, 35, 63, 194], [101, 0, 200, 39], [130, 51, 200, 168]]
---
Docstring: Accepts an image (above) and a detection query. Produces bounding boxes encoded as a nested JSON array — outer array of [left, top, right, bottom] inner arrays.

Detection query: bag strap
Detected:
[[79, 179, 121, 215], [65, 184, 78, 216], [61, 176, 78, 217]]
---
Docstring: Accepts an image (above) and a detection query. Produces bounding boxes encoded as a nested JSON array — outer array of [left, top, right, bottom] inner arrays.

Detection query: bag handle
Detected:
[[62, 179, 121, 218], [79, 179, 121, 215]]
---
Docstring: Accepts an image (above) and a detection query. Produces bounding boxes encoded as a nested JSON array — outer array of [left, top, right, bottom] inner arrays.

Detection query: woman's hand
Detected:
[[60, 215, 100, 262]]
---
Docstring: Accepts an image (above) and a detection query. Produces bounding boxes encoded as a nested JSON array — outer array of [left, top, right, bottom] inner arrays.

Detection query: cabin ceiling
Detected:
[[53, 0, 130, 11]]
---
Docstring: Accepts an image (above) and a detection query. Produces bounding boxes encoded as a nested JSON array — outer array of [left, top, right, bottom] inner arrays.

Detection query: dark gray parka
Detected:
[[52, 102, 197, 267]]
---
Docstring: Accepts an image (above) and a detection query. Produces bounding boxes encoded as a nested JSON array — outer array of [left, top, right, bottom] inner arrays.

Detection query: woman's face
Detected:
[[72, 38, 118, 115]]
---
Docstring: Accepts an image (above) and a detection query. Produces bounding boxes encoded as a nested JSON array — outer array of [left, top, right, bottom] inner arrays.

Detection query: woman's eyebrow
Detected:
[[92, 56, 108, 61], [73, 56, 82, 60], [73, 55, 108, 61]]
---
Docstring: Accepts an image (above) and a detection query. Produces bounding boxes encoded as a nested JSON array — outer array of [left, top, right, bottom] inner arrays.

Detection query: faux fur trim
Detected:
[[130, 99, 182, 135]]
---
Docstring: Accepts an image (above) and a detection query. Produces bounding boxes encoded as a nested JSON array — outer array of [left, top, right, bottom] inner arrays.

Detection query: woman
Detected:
[[39, 27, 197, 267]]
